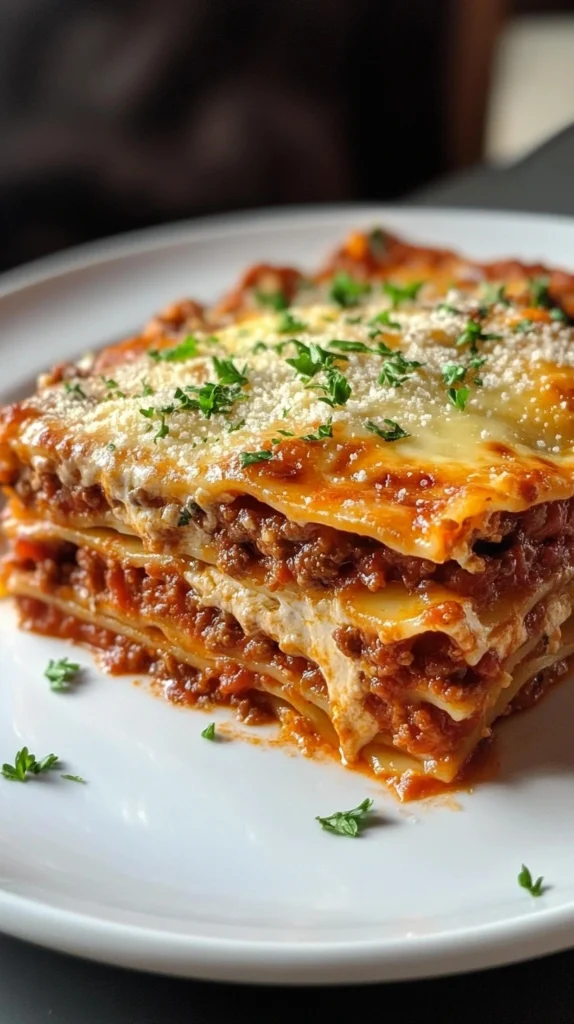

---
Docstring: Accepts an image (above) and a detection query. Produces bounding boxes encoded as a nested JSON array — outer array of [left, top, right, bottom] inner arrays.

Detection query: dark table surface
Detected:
[[2, 124, 574, 1024]]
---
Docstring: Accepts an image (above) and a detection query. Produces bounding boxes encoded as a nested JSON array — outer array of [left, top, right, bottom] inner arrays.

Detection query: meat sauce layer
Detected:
[[11, 468, 574, 603]]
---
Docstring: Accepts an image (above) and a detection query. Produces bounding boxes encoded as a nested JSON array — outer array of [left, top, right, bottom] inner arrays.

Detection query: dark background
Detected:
[[1, 0, 571, 273]]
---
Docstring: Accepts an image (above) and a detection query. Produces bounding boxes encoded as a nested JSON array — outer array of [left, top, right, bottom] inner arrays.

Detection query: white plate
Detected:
[[1, 206, 574, 985]]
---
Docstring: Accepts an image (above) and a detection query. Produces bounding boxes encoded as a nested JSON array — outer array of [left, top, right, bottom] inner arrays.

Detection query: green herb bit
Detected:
[[480, 282, 509, 307], [344, 315, 363, 325], [212, 356, 248, 386], [442, 363, 467, 387], [139, 406, 155, 419], [550, 306, 568, 323], [329, 272, 371, 308], [177, 382, 246, 419], [252, 341, 268, 353], [456, 319, 501, 353], [436, 302, 461, 316], [255, 289, 288, 312], [529, 277, 551, 309], [64, 382, 86, 400], [106, 443, 116, 452], [271, 429, 296, 443], [1, 747, 59, 782], [227, 418, 246, 433], [447, 386, 470, 411], [369, 310, 401, 332], [285, 340, 343, 379], [149, 335, 199, 362], [308, 367, 352, 407], [378, 351, 423, 389], [518, 864, 544, 897], [382, 280, 423, 308], [328, 339, 372, 353], [277, 311, 307, 334], [140, 378, 155, 396], [366, 419, 410, 442], [368, 226, 387, 260], [154, 415, 169, 442], [178, 501, 201, 527], [316, 797, 374, 838], [300, 419, 333, 442], [61, 774, 86, 784], [201, 722, 216, 741], [44, 657, 80, 691], [513, 319, 533, 334], [240, 450, 273, 467]]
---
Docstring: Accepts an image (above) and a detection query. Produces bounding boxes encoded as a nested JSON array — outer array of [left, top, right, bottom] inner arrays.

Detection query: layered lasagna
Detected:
[[2, 226, 574, 798]]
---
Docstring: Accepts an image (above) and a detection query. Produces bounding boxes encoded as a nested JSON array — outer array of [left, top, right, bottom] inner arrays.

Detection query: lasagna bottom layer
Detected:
[[10, 591, 573, 801]]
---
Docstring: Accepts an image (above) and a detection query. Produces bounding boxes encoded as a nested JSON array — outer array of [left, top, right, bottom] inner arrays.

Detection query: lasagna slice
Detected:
[[2, 226, 574, 799]]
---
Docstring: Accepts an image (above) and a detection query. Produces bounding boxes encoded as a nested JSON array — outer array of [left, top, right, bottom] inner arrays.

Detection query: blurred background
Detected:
[[0, 0, 573, 272]]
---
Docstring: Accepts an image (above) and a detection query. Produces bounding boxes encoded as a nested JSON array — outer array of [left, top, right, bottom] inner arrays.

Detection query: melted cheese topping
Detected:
[[4, 291, 574, 565]]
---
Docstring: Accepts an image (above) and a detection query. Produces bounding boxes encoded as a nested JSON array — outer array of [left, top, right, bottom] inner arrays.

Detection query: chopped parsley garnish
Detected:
[[227, 418, 246, 433], [378, 351, 423, 388], [100, 377, 126, 400], [300, 419, 333, 442], [447, 386, 470, 411], [344, 314, 363, 325], [308, 367, 352, 407], [64, 382, 86, 400], [271, 429, 296, 443], [442, 363, 467, 387], [154, 415, 169, 442], [61, 774, 86, 784], [368, 226, 387, 260], [328, 339, 372, 353], [255, 289, 288, 311], [480, 282, 509, 308], [366, 419, 410, 442], [201, 722, 216, 741], [382, 280, 423, 308], [550, 306, 568, 323], [436, 302, 461, 316], [252, 340, 268, 353], [175, 382, 246, 419], [456, 319, 501, 354], [149, 335, 199, 362], [177, 501, 201, 526], [518, 864, 544, 897], [140, 378, 155, 396], [316, 797, 374, 837], [106, 443, 116, 452], [240, 450, 273, 467], [212, 356, 248, 386], [329, 272, 371, 308], [2, 747, 59, 782], [277, 311, 307, 333], [44, 657, 80, 692], [368, 310, 401, 333], [529, 276, 551, 309], [139, 406, 155, 419], [513, 319, 533, 334], [285, 340, 342, 379]]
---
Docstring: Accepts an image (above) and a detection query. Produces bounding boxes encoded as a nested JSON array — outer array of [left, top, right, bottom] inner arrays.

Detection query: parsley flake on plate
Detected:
[[277, 311, 307, 334], [308, 367, 352, 407], [61, 774, 87, 784], [518, 864, 544, 897], [456, 319, 501, 354], [1, 747, 60, 782], [378, 351, 423, 388], [201, 722, 216, 741], [316, 797, 374, 837], [285, 340, 342, 379], [44, 657, 81, 692]]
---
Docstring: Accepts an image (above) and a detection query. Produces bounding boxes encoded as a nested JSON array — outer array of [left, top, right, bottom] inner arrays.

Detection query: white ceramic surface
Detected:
[[1, 206, 574, 984]]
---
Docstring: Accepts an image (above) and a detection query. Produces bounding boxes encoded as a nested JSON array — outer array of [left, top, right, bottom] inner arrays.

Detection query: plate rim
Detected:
[[1, 202, 574, 984]]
